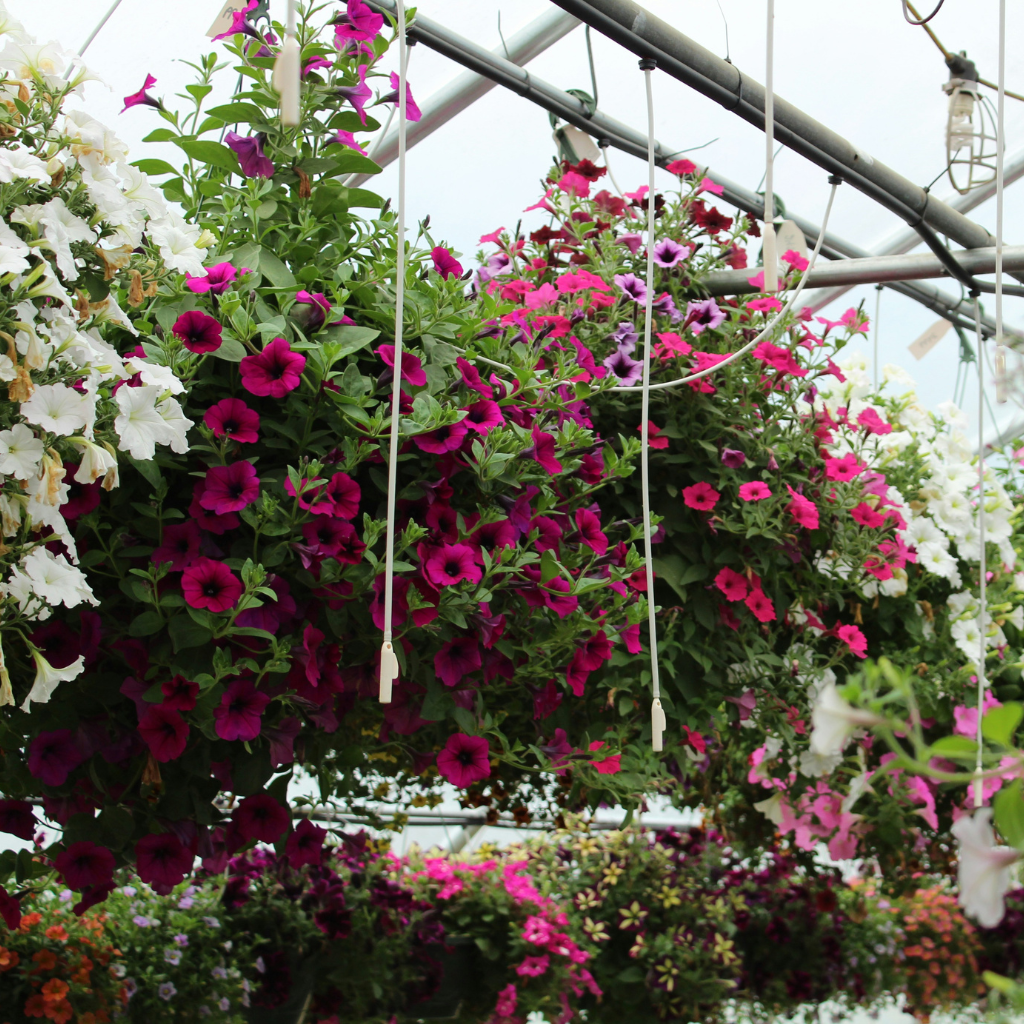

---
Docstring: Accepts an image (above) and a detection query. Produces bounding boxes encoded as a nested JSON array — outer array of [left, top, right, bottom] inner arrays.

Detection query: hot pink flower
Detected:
[[824, 454, 866, 482], [333, 129, 366, 154], [715, 567, 748, 601], [587, 740, 621, 774], [377, 343, 427, 386], [386, 71, 422, 121], [437, 733, 491, 787], [857, 408, 892, 435], [240, 338, 306, 397], [55, 841, 115, 890], [621, 623, 642, 654], [285, 819, 327, 869], [495, 984, 518, 1018], [575, 509, 608, 555], [172, 310, 222, 354], [682, 724, 706, 753], [638, 422, 669, 449], [138, 705, 190, 762], [666, 158, 696, 175], [836, 623, 868, 658], [233, 793, 290, 843], [185, 263, 238, 295], [781, 249, 809, 271], [745, 588, 776, 623], [739, 481, 772, 501], [189, 479, 240, 535], [531, 428, 563, 475], [135, 833, 192, 892], [424, 543, 483, 587], [953, 692, 1003, 737], [214, 679, 270, 741], [435, 636, 482, 687], [204, 397, 260, 443], [747, 296, 783, 313], [851, 502, 886, 528], [655, 331, 692, 356], [200, 461, 260, 514], [516, 954, 550, 977], [431, 246, 463, 279], [698, 175, 724, 195], [463, 399, 504, 434], [456, 356, 492, 397], [181, 558, 243, 612], [334, 0, 383, 42], [414, 421, 468, 454], [786, 485, 819, 529], [682, 482, 719, 510], [151, 521, 201, 571], [121, 73, 161, 113]]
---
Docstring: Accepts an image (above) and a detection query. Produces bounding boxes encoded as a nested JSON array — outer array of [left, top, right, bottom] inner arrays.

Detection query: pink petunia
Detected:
[[434, 636, 481, 687], [714, 567, 748, 602], [698, 176, 724, 195], [462, 399, 504, 434], [233, 793, 290, 843], [836, 623, 867, 658], [781, 249, 809, 272], [745, 588, 776, 623], [135, 833, 192, 894], [575, 509, 608, 555], [377, 344, 427, 387], [213, 679, 270, 741], [667, 158, 697, 176], [823, 454, 866, 482], [786, 485, 819, 530], [204, 397, 260, 443], [857, 408, 892, 435], [437, 733, 490, 788], [851, 502, 886, 528], [682, 481, 720, 511], [531, 427, 563, 475], [414, 421, 468, 454], [638, 422, 669, 449], [423, 543, 483, 587], [738, 481, 772, 501], [431, 246, 463, 280], [587, 740, 621, 774], [181, 558, 243, 613], [240, 338, 306, 397], [746, 296, 783, 313], [185, 263, 237, 295], [200, 462, 260, 514]]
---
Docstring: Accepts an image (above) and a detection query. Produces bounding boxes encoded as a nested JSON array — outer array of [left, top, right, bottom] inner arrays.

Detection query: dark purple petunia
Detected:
[[436, 733, 490, 788], [54, 841, 115, 890], [285, 818, 327, 868], [291, 290, 332, 332], [575, 509, 609, 556], [152, 520, 201, 571], [602, 348, 643, 386], [181, 558, 243, 613], [172, 310, 222, 354], [200, 461, 260, 514], [27, 730, 82, 787], [29, 620, 81, 669], [161, 674, 199, 711], [225, 131, 275, 178], [463, 400, 504, 434], [414, 421, 468, 454], [138, 705, 190, 762], [135, 833, 192, 894], [204, 397, 260, 444], [265, 716, 301, 768], [0, 885, 21, 929], [434, 636, 482, 687], [431, 246, 463, 280], [213, 679, 270, 742], [233, 792, 290, 843], [240, 337, 306, 397], [0, 799, 36, 841]]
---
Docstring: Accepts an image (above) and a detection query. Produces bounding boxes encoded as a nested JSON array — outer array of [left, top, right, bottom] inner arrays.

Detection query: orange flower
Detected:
[[0, 946, 19, 970], [46, 1000, 72, 1024], [20, 912, 43, 931], [41, 979, 69, 1004], [44, 926, 68, 942], [32, 950, 58, 972], [24, 994, 47, 1018]]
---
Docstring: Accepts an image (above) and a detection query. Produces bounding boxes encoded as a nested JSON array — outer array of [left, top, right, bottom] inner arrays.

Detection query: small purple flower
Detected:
[[612, 322, 638, 354], [177, 896, 194, 909], [685, 298, 726, 335], [204, 916, 220, 928], [218, 999, 231, 1012], [174, 933, 189, 946], [159, 982, 177, 1001], [225, 132, 274, 179], [58, 889, 72, 902], [121, 886, 137, 896], [132, 915, 151, 927], [165, 949, 182, 966], [255, 956, 266, 974], [653, 292, 682, 322], [652, 239, 690, 268], [618, 233, 643, 253], [614, 273, 648, 303], [212, 966, 228, 980], [603, 348, 644, 386], [124, 979, 138, 1000], [721, 448, 746, 468]]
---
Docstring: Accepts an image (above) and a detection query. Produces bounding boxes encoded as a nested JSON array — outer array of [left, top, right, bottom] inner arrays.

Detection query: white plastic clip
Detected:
[[995, 344, 1008, 404], [651, 698, 666, 752], [379, 641, 398, 704], [762, 221, 779, 293], [273, 0, 300, 126]]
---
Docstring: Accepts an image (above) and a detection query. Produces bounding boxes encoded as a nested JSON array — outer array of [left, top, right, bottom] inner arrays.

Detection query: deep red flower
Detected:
[[27, 730, 82, 787], [200, 462, 260, 514], [151, 521, 201, 571], [0, 799, 36, 841], [213, 679, 270, 741], [54, 841, 115, 890], [189, 479, 241, 535], [325, 472, 360, 519], [185, 262, 237, 295], [285, 819, 327, 869], [435, 636, 481, 687], [233, 792, 290, 843], [240, 337, 306, 397], [437, 733, 490, 788], [531, 427, 562, 475], [423, 543, 482, 587], [135, 833, 192, 893], [377, 344, 426, 386], [204, 397, 260, 443], [161, 675, 199, 711], [181, 558, 243, 612], [28, 620, 80, 669], [578, 452, 605, 485], [414, 421, 468, 454], [575, 509, 608, 555], [138, 705, 190, 762], [0, 885, 21, 930], [172, 310, 222, 353]]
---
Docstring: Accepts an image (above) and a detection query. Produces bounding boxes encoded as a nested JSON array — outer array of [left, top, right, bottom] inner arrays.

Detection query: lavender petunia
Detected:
[[614, 273, 648, 303], [652, 238, 690, 268], [611, 322, 638, 354], [653, 292, 682, 322], [225, 132, 274, 179], [603, 348, 644, 386], [685, 298, 726, 335]]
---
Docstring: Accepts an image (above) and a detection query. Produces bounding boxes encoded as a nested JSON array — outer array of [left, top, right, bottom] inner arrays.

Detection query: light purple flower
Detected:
[[685, 298, 726, 335], [58, 889, 72, 902], [174, 933, 189, 946], [721, 448, 746, 468], [618, 233, 643, 253], [615, 273, 648, 303], [121, 886, 137, 896], [124, 979, 138, 999], [177, 896, 194, 909], [255, 956, 266, 973], [652, 239, 690, 267], [165, 949, 182, 966], [612, 322, 638, 354], [159, 982, 177, 1001], [219, 999, 231, 1012], [204, 916, 220, 928], [224, 132, 274, 179], [212, 966, 228, 980], [603, 348, 644, 386], [653, 292, 682, 322], [133, 915, 151, 927]]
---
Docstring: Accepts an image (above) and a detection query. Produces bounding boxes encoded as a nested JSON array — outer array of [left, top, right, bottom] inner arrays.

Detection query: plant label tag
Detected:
[[554, 125, 601, 164], [775, 219, 808, 262], [207, 0, 246, 38], [651, 698, 666, 752], [379, 642, 399, 703], [908, 319, 951, 361]]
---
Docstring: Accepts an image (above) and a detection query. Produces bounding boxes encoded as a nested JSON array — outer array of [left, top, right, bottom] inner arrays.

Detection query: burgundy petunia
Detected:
[[456, 357, 492, 397], [161, 674, 199, 711], [434, 636, 482, 687], [431, 246, 463, 279], [529, 516, 563, 553], [285, 818, 327, 869], [300, 518, 365, 564], [200, 461, 260, 514], [567, 630, 613, 697], [29, 620, 81, 670], [213, 679, 270, 742], [423, 543, 483, 587], [575, 509, 608, 556], [233, 792, 290, 843], [225, 131, 275, 178], [463, 400, 504, 434], [135, 833, 192, 893], [377, 344, 427, 386], [437, 733, 490, 788], [138, 705, 190, 762], [151, 521, 201, 571], [414, 421, 468, 454], [0, 885, 22, 930], [240, 337, 306, 398], [27, 730, 82, 787], [530, 427, 563, 475], [54, 841, 115, 891], [204, 397, 260, 443], [291, 290, 332, 332], [0, 799, 36, 841], [181, 558, 243, 613], [469, 518, 517, 564], [325, 472, 360, 519], [185, 262, 238, 295], [171, 310, 222, 354], [189, 479, 241, 535]]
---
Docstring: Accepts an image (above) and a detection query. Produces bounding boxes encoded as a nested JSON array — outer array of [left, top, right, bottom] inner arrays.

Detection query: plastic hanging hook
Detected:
[[379, 640, 399, 704], [651, 699, 666, 752]]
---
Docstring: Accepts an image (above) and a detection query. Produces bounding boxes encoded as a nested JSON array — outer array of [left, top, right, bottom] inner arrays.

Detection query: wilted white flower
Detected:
[[952, 809, 1021, 927], [72, 439, 117, 483]]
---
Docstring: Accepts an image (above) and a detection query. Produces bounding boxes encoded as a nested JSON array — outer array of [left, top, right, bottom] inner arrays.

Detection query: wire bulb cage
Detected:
[[944, 52, 999, 195]]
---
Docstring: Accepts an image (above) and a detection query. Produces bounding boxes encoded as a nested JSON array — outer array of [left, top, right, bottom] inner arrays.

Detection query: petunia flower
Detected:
[[463, 399, 504, 434], [381, 71, 422, 122], [456, 356, 492, 397], [431, 246, 463, 279], [698, 175, 724, 195], [437, 733, 491, 788], [121, 73, 163, 113], [602, 348, 643, 386], [851, 502, 886, 529], [171, 310, 222, 354], [652, 239, 690, 268], [54, 841, 114, 891], [857, 408, 892, 435], [781, 248, 809, 272], [224, 131, 274, 178], [745, 588, 775, 623], [423, 543, 483, 587], [587, 741, 621, 774], [138, 705, 190, 762], [823, 454, 866, 482], [151, 522, 201, 572], [213, 679, 270, 741], [617, 233, 643, 253], [233, 793, 290, 843], [285, 819, 327, 869], [653, 291, 682, 321], [335, 64, 371, 124], [567, 630, 612, 696], [185, 262, 237, 295], [334, 0, 383, 42], [240, 337, 306, 397], [953, 809, 1021, 927], [200, 462, 260, 514], [181, 558, 243, 613], [714, 567, 748, 602], [786, 485, 819, 530], [836, 623, 868, 658], [26, 730, 82, 787], [333, 129, 367, 156], [377, 343, 426, 386], [161, 675, 199, 711], [135, 833, 192, 893], [530, 427, 563, 475], [747, 296, 783, 313], [204, 397, 260, 444], [575, 509, 608, 555], [614, 273, 647, 303], [0, 799, 37, 841], [212, 0, 260, 40], [721, 448, 745, 467], [290, 290, 333, 333], [414, 421, 468, 454], [684, 298, 725, 335], [638, 422, 669, 449], [435, 636, 481, 687], [739, 481, 772, 501], [666, 158, 696, 175], [809, 682, 883, 756], [682, 482, 719, 510]]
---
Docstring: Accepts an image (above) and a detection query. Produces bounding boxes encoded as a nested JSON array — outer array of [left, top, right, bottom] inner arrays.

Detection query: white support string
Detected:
[[78, 0, 124, 56], [762, 0, 778, 293], [994, 0, 1007, 402], [638, 59, 666, 752], [379, 0, 407, 704], [872, 285, 882, 391], [973, 295, 987, 808]]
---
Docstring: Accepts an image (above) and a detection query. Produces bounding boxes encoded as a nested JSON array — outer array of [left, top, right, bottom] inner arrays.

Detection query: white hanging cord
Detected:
[[599, 141, 626, 197], [611, 177, 840, 394], [638, 58, 666, 753], [972, 294, 987, 809], [761, 0, 778, 293], [872, 284, 882, 391], [379, 0, 407, 704], [78, 0, 124, 55], [994, 0, 1007, 403]]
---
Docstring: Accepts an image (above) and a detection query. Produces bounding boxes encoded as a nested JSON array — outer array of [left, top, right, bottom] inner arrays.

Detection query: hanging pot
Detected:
[[404, 936, 477, 1021]]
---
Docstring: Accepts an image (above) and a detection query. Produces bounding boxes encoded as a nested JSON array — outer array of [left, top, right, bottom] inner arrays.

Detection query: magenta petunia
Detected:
[[285, 819, 327, 869], [469, 518, 517, 563], [721, 448, 746, 468], [386, 71, 422, 122], [424, 543, 483, 587], [575, 509, 608, 556], [414, 420, 468, 454], [121, 73, 161, 113], [435, 636, 482, 687], [682, 482, 719, 511], [55, 842, 115, 890], [567, 630, 612, 696], [437, 733, 491, 788], [462, 400, 504, 434], [377, 344, 427, 387], [786, 485, 819, 530], [212, 0, 259, 39], [857, 408, 893, 436], [213, 679, 270, 741], [233, 792, 290, 843], [334, 0, 383, 42], [171, 310, 222, 354], [335, 64, 372, 124], [181, 558, 243, 613], [738, 481, 772, 501], [204, 397, 260, 444], [824, 454, 866, 482], [29, 620, 80, 669], [135, 833, 192, 893], [851, 502, 887, 528], [189, 479, 241, 535], [322, 472, 360, 519], [0, 799, 36, 841], [185, 262, 238, 295], [531, 427, 562, 475], [333, 129, 367, 155], [456, 357, 493, 397], [27, 730, 82, 787], [431, 246, 463, 280], [240, 337, 306, 397], [225, 131, 274, 178], [161, 675, 199, 711], [529, 515, 562, 553], [837, 623, 868, 658], [745, 588, 776, 623], [200, 461, 260, 514], [138, 705, 190, 762], [588, 740, 622, 774], [291, 290, 332, 332], [714, 567, 749, 602], [151, 521, 201, 571]]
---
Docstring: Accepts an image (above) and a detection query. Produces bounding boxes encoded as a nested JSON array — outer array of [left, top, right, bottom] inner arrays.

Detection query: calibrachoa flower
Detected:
[[233, 793, 290, 843], [204, 397, 260, 443], [200, 461, 260, 513], [738, 481, 772, 501], [213, 679, 270, 741], [171, 310, 222, 353]]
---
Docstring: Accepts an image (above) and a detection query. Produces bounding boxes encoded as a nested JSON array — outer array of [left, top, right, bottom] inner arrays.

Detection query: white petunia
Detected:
[[87, 290, 138, 337], [0, 37, 67, 86], [952, 809, 1020, 928], [20, 650, 85, 711], [72, 439, 117, 484], [117, 163, 167, 219], [917, 542, 960, 584], [0, 423, 43, 479], [21, 547, 95, 607], [809, 682, 883, 758], [15, 264, 72, 308], [933, 491, 973, 531], [125, 357, 185, 395], [1005, 605, 1024, 631], [0, 244, 29, 275], [0, 2, 26, 39], [64, 109, 129, 170], [951, 617, 982, 662], [148, 217, 209, 276], [936, 399, 970, 430], [115, 384, 173, 459], [36, 197, 96, 281], [156, 397, 192, 454], [753, 792, 785, 825], [798, 748, 844, 778], [0, 143, 49, 184], [948, 590, 979, 619], [20, 383, 92, 435], [905, 515, 945, 549]]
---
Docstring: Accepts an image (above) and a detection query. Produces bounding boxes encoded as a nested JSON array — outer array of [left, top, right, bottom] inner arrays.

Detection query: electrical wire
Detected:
[[901, 0, 945, 26], [585, 25, 599, 108], [972, 294, 987, 810]]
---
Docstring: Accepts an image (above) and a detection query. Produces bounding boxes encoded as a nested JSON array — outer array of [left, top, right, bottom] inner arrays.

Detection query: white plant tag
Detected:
[[775, 219, 808, 262], [207, 0, 247, 38], [908, 319, 951, 361]]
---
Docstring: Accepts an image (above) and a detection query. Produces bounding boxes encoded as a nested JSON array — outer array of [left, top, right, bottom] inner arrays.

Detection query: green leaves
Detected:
[[176, 139, 241, 173], [321, 323, 380, 357], [169, 614, 213, 651], [995, 779, 1024, 847], [131, 158, 179, 176], [983, 702, 1024, 747], [205, 101, 268, 124], [257, 247, 296, 288]]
